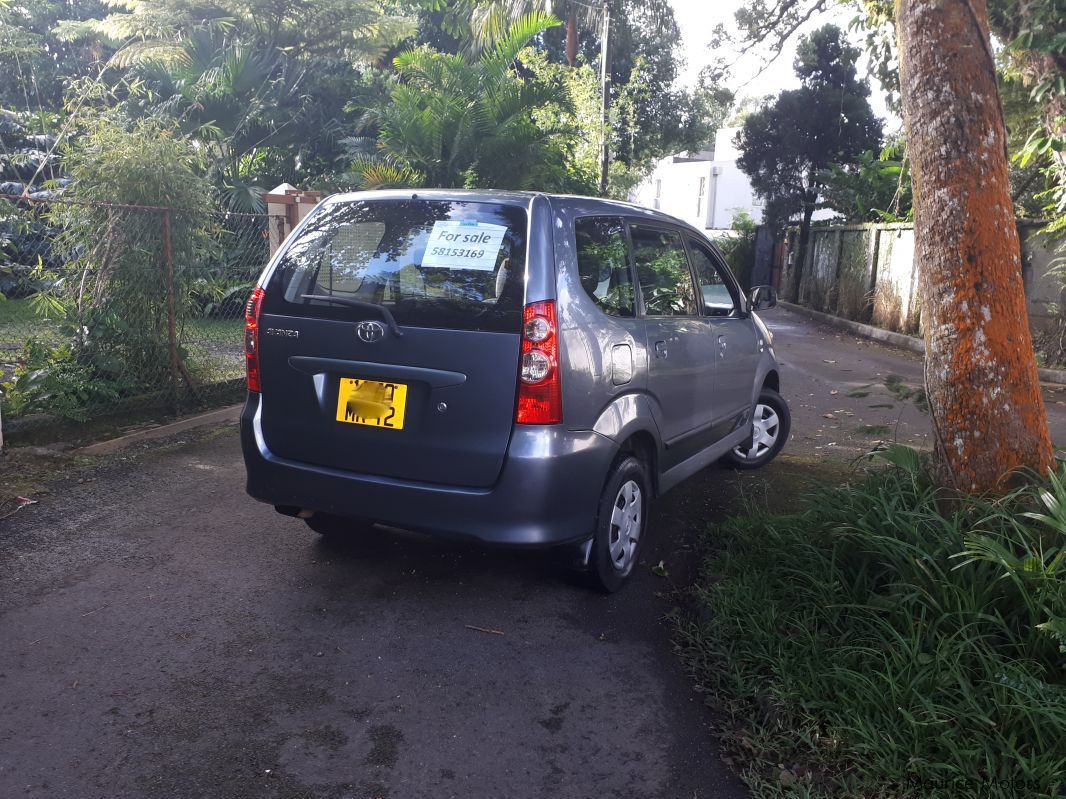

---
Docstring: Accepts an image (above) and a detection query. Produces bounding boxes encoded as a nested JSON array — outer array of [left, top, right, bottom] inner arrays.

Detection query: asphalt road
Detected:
[[2, 306, 1065, 799]]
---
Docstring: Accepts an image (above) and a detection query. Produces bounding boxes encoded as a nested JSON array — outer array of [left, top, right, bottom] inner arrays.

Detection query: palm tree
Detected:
[[351, 12, 579, 190], [55, 0, 419, 208], [456, 0, 600, 64]]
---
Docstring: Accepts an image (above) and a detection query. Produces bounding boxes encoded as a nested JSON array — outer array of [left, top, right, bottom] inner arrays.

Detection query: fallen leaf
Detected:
[[823, 413, 836, 419], [652, 560, 669, 577], [465, 624, 505, 636]]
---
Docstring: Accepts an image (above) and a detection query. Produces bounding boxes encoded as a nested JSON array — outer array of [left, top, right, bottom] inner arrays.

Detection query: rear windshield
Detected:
[[264, 199, 528, 333]]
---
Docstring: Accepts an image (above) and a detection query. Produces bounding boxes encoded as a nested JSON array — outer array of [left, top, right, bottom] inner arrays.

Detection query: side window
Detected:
[[689, 241, 739, 317], [574, 216, 635, 317], [630, 226, 697, 316]]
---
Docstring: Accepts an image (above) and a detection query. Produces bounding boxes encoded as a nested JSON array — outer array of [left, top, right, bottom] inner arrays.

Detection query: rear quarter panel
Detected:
[[548, 199, 655, 442]]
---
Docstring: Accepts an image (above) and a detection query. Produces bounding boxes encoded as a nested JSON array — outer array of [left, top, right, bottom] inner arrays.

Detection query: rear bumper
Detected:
[[240, 394, 616, 546]]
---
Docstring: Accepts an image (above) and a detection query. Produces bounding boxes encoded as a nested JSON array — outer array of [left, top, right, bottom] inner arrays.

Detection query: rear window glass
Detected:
[[264, 199, 527, 333]]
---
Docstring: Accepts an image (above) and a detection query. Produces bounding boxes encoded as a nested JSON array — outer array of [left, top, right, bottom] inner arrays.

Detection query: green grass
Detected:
[[677, 448, 1066, 798], [182, 318, 244, 382], [184, 317, 243, 342], [0, 297, 62, 348], [884, 374, 929, 412]]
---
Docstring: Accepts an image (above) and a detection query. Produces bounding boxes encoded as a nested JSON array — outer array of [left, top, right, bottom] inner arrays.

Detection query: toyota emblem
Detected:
[[356, 320, 386, 343]]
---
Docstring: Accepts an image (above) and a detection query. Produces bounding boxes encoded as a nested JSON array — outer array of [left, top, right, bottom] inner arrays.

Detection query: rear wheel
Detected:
[[304, 512, 373, 539], [587, 455, 650, 593], [721, 388, 790, 470]]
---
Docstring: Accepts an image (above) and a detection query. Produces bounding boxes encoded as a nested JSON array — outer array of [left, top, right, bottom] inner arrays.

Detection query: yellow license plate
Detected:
[[336, 378, 408, 429]]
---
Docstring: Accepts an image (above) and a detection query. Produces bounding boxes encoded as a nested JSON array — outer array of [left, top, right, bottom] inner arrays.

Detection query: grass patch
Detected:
[[184, 317, 243, 342], [868, 403, 895, 410], [0, 297, 62, 348], [884, 374, 929, 412], [677, 447, 1066, 798], [846, 385, 873, 399]]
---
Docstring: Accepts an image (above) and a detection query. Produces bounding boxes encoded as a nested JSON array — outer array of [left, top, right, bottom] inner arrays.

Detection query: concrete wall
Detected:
[[781, 221, 1060, 336]]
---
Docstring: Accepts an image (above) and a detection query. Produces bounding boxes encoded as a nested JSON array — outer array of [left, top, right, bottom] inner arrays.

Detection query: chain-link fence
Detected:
[[0, 194, 270, 441]]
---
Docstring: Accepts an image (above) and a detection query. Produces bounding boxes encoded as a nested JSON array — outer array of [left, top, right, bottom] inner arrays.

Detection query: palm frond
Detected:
[[484, 11, 560, 76], [346, 156, 423, 190]]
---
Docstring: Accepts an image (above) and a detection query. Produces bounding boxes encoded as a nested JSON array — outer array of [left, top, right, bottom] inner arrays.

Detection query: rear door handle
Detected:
[[654, 340, 669, 359], [718, 334, 727, 357]]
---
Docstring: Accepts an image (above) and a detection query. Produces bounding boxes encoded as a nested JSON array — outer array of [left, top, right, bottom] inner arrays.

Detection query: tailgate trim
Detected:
[[288, 356, 468, 388]]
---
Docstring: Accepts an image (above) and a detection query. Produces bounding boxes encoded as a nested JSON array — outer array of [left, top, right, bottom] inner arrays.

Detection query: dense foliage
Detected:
[[818, 141, 912, 223], [718, 0, 1065, 235], [349, 14, 595, 192], [736, 24, 881, 295], [0, 0, 727, 202], [679, 447, 1066, 797], [2, 117, 220, 417], [736, 24, 883, 230]]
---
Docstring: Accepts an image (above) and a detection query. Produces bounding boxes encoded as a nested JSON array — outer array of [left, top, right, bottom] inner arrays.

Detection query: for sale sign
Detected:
[[421, 220, 508, 271]]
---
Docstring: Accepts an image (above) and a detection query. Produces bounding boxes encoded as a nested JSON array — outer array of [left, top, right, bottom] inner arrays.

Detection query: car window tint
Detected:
[[688, 242, 738, 317], [630, 226, 697, 317], [265, 200, 526, 333], [574, 216, 634, 317]]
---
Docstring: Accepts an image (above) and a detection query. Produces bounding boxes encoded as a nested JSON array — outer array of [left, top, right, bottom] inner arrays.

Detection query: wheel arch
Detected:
[[591, 392, 664, 497], [616, 430, 659, 497], [762, 368, 780, 394]]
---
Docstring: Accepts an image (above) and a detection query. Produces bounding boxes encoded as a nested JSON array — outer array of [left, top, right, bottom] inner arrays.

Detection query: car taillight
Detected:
[[516, 300, 562, 424], [244, 287, 266, 392]]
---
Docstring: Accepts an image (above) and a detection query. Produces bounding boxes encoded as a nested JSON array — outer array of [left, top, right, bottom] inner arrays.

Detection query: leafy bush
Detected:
[[714, 211, 757, 290], [351, 13, 597, 194], [46, 116, 218, 393], [0, 337, 129, 419], [678, 447, 1066, 798]]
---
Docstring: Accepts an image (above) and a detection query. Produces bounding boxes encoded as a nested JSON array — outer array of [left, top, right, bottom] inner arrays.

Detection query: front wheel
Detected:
[[721, 388, 790, 470], [587, 455, 651, 593]]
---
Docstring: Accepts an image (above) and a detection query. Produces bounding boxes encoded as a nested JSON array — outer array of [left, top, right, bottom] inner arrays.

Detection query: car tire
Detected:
[[304, 512, 373, 538], [721, 388, 790, 470], [587, 455, 651, 593]]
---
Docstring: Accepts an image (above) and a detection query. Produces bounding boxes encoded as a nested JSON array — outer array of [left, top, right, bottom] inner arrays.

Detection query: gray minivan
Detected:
[[241, 190, 789, 591]]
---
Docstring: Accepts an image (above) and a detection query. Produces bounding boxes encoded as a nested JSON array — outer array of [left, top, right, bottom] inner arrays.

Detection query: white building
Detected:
[[630, 127, 835, 232]]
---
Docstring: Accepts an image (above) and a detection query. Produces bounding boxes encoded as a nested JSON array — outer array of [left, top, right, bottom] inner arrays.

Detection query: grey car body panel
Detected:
[[243, 394, 613, 545], [241, 189, 786, 546], [547, 195, 777, 490]]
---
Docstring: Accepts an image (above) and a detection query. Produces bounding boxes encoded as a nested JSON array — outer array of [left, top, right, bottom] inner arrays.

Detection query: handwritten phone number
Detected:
[[430, 246, 486, 259]]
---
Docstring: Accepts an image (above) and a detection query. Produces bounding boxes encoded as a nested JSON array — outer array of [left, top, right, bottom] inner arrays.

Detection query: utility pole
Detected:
[[598, 0, 611, 195]]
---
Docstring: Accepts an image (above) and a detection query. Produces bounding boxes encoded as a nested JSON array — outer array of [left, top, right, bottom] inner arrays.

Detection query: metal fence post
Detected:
[[162, 209, 181, 415]]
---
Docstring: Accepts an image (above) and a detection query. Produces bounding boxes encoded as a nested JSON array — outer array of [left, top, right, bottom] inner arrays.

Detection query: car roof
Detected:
[[322, 189, 696, 231]]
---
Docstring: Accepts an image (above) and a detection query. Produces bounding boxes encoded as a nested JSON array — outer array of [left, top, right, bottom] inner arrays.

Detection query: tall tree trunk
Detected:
[[896, 0, 1053, 492], [791, 201, 815, 303], [565, 9, 578, 67]]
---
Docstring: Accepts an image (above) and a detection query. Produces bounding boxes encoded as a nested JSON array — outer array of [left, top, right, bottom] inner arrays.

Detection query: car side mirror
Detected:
[[748, 285, 777, 312]]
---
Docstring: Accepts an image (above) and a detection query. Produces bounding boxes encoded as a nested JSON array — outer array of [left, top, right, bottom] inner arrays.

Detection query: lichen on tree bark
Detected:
[[896, 0, 1054, 492]]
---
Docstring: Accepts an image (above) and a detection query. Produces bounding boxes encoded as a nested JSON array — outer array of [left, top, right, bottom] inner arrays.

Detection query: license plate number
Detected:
[[336, 378, 407, 429]]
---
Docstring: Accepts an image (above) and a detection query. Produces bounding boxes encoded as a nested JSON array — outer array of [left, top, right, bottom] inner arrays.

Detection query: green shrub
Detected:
[[678, 446, 1066, 798], [1, 337, 130, 419], [714, 210, 757, 290], [46, 116, 219, 395]]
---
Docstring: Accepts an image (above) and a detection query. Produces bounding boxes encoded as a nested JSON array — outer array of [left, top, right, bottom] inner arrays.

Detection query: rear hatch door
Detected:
[[257, 197, 529, 488]]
